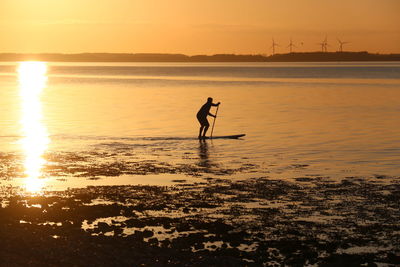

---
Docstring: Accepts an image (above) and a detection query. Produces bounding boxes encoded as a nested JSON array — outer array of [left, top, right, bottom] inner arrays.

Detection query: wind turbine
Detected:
[[271, 38, 280, 55], [318, 41, 325, 52], [288, 38, 297, 53], [323, 36, 329, 52], [337, 38, 350, 52], [318, 36, 329, 52]]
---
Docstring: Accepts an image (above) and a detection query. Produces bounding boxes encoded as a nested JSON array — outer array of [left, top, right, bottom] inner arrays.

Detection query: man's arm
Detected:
[[211, 102, 221, 107]]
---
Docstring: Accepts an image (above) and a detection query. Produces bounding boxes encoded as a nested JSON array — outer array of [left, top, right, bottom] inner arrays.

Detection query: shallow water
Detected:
[[1, 61, 400, 192]]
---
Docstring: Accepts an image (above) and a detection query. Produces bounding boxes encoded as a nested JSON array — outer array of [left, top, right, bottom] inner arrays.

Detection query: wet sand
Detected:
[[1, 174, 399, 266]]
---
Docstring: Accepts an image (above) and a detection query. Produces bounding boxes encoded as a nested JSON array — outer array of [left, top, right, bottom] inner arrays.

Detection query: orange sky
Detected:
[[1, 0, 399, 54]]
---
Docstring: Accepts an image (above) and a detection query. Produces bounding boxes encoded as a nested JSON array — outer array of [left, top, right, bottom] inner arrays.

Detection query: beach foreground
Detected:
[[1, 176, 399, 266]]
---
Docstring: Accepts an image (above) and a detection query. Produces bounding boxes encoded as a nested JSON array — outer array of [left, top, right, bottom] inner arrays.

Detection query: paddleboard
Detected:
[[202, 134, 245, 139]]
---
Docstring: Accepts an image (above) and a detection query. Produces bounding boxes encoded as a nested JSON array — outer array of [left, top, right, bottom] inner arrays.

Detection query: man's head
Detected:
[[207, 97, 213, 103]]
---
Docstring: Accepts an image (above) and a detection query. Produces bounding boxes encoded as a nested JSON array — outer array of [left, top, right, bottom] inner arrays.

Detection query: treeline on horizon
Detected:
[[1, 51, 400, 62]]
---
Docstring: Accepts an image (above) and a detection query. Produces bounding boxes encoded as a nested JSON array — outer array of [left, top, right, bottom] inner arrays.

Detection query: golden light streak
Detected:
[[18, 61, 49, 193]]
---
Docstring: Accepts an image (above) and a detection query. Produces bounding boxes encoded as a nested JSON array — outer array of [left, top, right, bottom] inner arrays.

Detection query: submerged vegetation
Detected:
[[1, 170, 399, 265]]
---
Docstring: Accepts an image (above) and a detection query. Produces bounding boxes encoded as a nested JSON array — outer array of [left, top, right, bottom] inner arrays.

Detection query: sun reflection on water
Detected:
[[18, 62, 49, 193]]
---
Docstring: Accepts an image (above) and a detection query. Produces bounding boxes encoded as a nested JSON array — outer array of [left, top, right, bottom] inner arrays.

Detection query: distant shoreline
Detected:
[[1, 51, 400, 62]]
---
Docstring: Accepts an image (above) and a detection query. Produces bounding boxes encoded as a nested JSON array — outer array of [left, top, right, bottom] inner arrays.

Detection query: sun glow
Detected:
[[18, 62, 49, 193]]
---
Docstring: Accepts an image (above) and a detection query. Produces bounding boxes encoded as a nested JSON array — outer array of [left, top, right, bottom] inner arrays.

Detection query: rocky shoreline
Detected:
[[1, 176, 399, 266]]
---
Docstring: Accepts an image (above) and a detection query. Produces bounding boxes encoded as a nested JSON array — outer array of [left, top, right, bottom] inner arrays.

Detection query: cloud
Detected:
[[190, 23, 400, 35], [0, 19, 151, 26]]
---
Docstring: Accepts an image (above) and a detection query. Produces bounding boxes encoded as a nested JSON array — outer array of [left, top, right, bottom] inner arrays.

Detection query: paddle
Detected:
[[210, 105, 219, 138]]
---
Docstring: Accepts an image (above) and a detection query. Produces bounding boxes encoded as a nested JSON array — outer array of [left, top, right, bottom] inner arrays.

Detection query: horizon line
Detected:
[[1, 51, 400, 56], [1, 51, 400, 63]]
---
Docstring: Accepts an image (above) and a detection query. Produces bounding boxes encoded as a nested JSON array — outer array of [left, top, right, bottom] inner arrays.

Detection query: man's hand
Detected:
[[217, 102, 221, 105]]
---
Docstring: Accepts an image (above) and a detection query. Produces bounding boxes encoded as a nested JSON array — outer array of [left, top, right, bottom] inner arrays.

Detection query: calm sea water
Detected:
[[1, 62, 400, 190]]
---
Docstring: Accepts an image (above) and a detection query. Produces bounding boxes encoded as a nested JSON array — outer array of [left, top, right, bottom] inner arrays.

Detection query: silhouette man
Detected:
[[197, 97, 220, 139]]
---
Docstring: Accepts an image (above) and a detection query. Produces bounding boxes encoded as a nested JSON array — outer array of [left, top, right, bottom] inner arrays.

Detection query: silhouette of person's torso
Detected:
[[197, 102, 211, 118]]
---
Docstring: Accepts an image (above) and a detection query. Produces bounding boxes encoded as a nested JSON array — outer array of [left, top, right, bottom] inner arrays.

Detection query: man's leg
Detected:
[[199, 126, 204, 139], [202, 125, 209, 138]]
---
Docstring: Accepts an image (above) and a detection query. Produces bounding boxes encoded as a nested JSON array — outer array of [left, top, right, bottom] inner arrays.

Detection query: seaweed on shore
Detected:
[[1, 177, 399, 266]]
